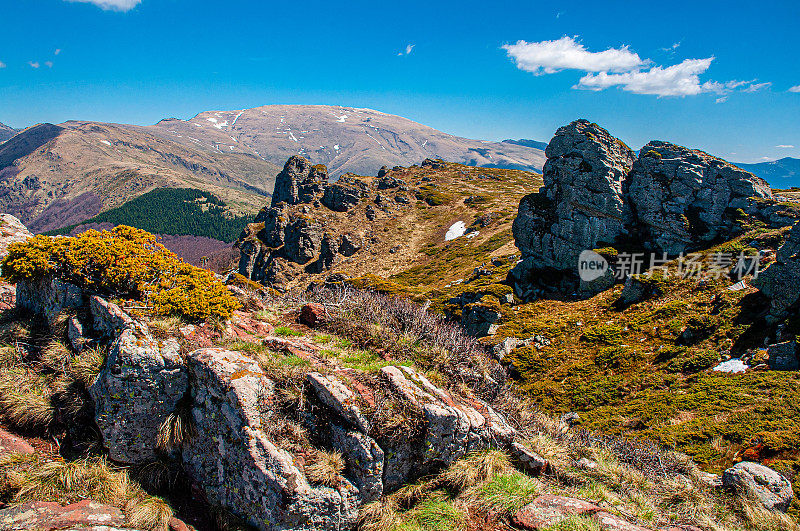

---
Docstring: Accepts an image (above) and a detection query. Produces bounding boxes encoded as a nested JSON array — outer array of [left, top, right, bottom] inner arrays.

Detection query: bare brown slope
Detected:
[[0, 121, 279, 232], [150, 104, 547, 178]]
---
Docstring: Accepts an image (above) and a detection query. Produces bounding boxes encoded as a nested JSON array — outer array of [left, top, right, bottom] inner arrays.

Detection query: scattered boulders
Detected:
[[722, 461, 794, 511]]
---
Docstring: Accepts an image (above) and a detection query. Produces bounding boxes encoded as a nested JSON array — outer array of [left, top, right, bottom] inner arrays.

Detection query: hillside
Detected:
[[738, 157, 800, 189], [150, 104, 547, 177], [0, 121, 279, 233], [0, 122, 16, 144], [235, 121, 800, 521]]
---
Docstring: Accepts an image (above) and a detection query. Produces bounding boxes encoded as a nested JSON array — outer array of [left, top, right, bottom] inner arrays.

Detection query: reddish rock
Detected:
[[170, 516, 197, 531], [0, 282, 15, 311], [594, 512, 654, 531], [0, 428, 35, 455], [0, 500, 126, 530], [512, 495, 601, 529], [299, 303, 327, 327]]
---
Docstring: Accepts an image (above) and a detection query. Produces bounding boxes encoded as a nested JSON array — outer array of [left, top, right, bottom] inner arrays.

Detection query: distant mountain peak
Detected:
[[736, 157, 800, 189], [0, 122, 18, 144]]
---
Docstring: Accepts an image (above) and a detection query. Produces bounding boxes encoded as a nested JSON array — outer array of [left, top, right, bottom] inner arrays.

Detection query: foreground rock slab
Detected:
[[183, 348, 359, 531], [0, 500, 128, 531]]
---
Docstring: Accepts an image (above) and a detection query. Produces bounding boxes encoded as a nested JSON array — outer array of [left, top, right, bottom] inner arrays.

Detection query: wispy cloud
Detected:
[[0, 61, 5, 69], [743, 82, 771, 92], [789, 85, 800, 93], [502, 36, 647, 75], [578, 58, 720, 96], [660, 42, 681, 53], [397, 44, 415, 56], [54, 49, 62, 56], [45, 61, 54, 68], [776, 145, 795, 149], [28, 61, 40, 69], [556, 11, 564, 18], [65, 0, 142, 12], [716, 96, 728, 104]]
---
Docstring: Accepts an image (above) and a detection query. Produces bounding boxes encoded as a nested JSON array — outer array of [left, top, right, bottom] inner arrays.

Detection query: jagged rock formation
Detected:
[[237, 157, 405, 291], [16, 273, 548, 530], [511, 119, 777, 300]]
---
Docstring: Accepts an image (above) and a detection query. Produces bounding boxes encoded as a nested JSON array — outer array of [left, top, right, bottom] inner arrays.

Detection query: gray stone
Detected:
[[0, 213, 32, 262], [307, 372, 370, 433], [89, 295, 134, 338], [338, 234, 362, 257], [16, 276, 83, 324], [753, 221, 800, 323], [330, 424, 384, 503], [493, 337, 523, 361], [67, 316, 86, 352], [322, 183, 361, 212], [462, 304, 502, 337], [90, 318, 187, 465], [183, 348, 359, 531], [271, 156, 327, 207], [512, 119, 636, 275], [722, 462, 793, 511], [629, 142, 771, 254], [767, 341, 799, 371]]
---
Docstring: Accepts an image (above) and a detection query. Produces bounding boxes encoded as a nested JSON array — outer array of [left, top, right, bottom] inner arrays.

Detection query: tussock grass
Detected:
[[156, 406, 195, 453], [0, 453, 174, 530], [466, 471, 541, 515], [147, 314, 188, 340], [305, 449, 345, 488], [69, 346, 106, 388], [0, 367, 55, 431], [436, 450, 511, 491]]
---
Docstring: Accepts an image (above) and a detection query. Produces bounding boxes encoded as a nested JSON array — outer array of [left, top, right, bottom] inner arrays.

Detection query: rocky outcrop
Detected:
[[16, 277, 84, 324], [237, 157, 412, 289], [183, 348, 360, 531], [752, 221, 800, 323], [511, 120, 776, 300], [629, 142, 771, 254], [90, 314, 187, 465], [271, 156, 328, 207], [722, 462, 793, 511]]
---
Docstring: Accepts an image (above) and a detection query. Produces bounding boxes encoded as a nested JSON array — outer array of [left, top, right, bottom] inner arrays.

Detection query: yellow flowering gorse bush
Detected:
[[1, 226, 239, 321]]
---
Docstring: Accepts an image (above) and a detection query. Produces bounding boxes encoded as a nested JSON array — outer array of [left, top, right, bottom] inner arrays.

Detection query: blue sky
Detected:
[[0, 0, 798, 162]]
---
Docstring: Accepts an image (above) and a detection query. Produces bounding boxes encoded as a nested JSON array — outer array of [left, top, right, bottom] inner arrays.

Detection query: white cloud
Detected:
[[54, 49, 62, 55], [45, 61, 54, 68], [743, 82, 771, 92], [0, 61, 5, 69], [397, 44, 415, 56], [28, 61, 40, 69], [716, 96, 728, 104], [502, 36, 646, 75], [776, 145, 795, 149], [65, 0, 142, 12], [789, 85, 800, 93], [577, 58, 717, 96]]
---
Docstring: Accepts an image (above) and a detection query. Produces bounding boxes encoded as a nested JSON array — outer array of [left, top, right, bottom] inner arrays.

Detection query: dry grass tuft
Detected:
[[358, 500, 401, 531], [39, 339, 71, 373], [0, 453, 173, 531], [69, 346, 106, 388], [155, 407, 195, 453], [437, 450, 512, 491], [305, 449, 345, 488], [0, 367, 54, 431]]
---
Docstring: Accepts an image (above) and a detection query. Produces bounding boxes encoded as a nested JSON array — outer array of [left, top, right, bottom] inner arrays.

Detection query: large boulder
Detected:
[[0, 500, 129, 531], [321, 182, 361, 212], [90, 306, 187, 465], [271, 156, 328, 207], [628, 142, 772, 254], [183, 348, 359, 531], [16, 276, 83, 324], [752, 221, 800, 323], [510, 120, 635, 298], [722, 462, 793, 511]]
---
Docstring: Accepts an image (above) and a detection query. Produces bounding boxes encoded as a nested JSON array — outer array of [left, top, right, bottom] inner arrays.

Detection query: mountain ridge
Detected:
[[737, 157, 800, 189]]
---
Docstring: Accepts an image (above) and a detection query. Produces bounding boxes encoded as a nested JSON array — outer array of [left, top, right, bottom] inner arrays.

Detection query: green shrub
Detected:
[[2, 226, 239, 321]]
